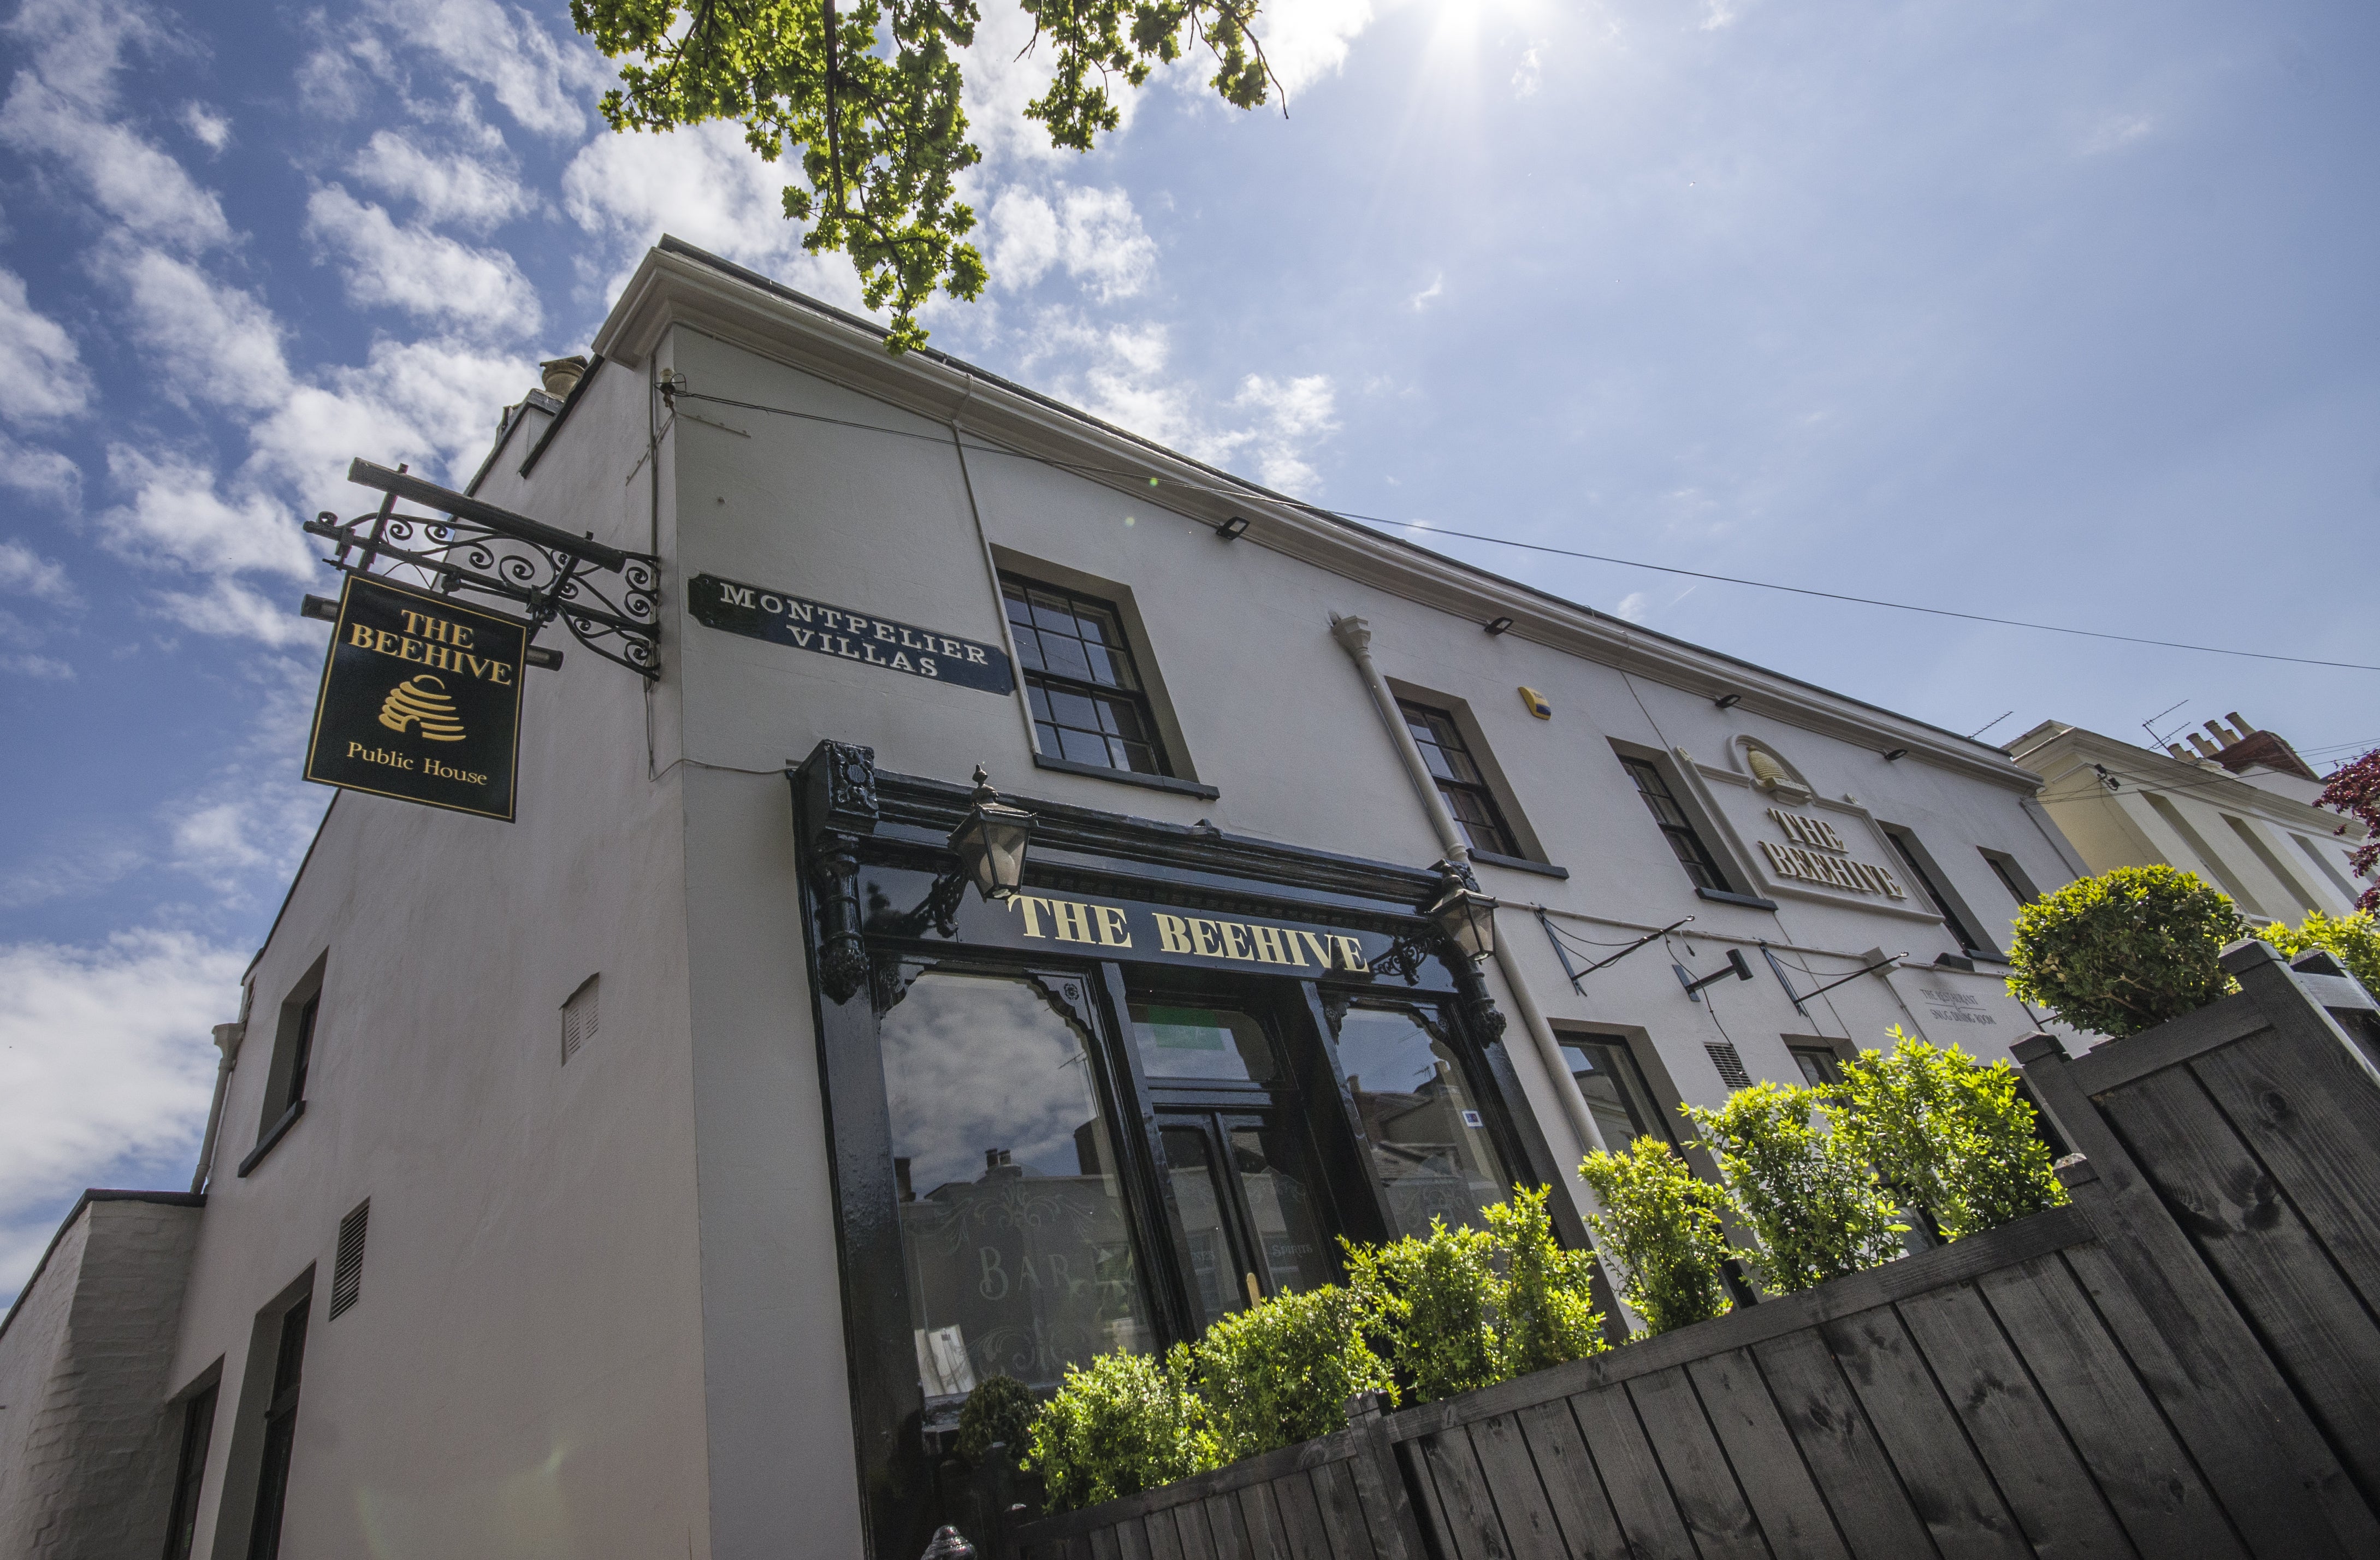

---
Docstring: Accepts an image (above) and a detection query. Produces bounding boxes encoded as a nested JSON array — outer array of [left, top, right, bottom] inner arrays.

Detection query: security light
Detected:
[[1713, 692, 1743, 709], [1484, 616, 1515, 636], [1215, 515, 1251, 540], [1882, 748, 1910, 762], [948, 766, 1036, 900]]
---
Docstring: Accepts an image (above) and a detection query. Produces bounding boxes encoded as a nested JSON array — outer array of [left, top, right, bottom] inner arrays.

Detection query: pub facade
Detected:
[[0, 239, 2088, 1559]]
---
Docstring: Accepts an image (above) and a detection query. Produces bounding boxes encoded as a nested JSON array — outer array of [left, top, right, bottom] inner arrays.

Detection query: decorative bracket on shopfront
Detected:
[[300, 458, 661, 678]]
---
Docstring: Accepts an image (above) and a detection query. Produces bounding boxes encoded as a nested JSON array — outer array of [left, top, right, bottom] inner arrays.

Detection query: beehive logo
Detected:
[[377, 675, 467, 742]]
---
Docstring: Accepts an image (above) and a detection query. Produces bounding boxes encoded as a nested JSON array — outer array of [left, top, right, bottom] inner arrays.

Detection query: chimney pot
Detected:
[[539, 355, 590, 399], [2227, 711, 2255, 738], [2204, 720, 2236, 749]]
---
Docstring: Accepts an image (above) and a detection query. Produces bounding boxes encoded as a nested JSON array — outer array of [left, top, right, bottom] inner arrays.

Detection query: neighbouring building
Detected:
[[2009, 714, 2371, 924], [3, 239, 2098, 1559]]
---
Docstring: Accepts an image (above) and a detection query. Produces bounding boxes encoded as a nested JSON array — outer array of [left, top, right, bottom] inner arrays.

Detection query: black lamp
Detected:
[[1425, 875, 1499, 961], [1215, 515, 1251, 540], [1484, 616, 1515, 636], [947, 766, 1035, 901], [1713, 692, 1743, 709], [1882, 748, 1909, 762]]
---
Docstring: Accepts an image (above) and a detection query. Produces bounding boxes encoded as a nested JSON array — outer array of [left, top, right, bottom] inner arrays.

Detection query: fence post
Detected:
[[1344, 1391, 1431, 1560], [2014, 1030, 2378, 1555]]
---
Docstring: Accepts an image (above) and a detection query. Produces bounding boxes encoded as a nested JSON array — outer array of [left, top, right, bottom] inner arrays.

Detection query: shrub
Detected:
[[1485, 1185, 1609, 1377], [2263, 909, 2380, 995], [2006, 864, 2247, 1037], [2316, 749, 2380, 914], [1022, 1345, 1207, 1512], [1576, 1136, 1733, 1335], [1343, 1218, 1501, 1404], [955, 1374, 1033, 1466], [1831, 1030, 2067, 1242], [1682, 1082, 1904, 1294], [1191, 1285, 1392, 1464]]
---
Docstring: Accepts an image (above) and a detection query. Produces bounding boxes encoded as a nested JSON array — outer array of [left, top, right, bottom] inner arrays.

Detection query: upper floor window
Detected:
[[1886, 827, 1992, 957], [1619, 755, 1728, 892], [1003, 575, 1170, 777], [1399, 700, 1520, 857]]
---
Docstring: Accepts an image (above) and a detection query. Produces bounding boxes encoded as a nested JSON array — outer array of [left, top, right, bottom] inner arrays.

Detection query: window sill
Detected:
[[1470, 851, 1569, 881], [1030, 753, 1220, 800], [238, 1100, 305, 1178], [1696, 887, 1780, 912]]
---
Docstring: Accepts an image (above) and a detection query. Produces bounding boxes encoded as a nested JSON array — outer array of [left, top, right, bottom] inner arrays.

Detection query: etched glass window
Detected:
[[1332, 1004, 1511, 1237], [881, 970, 1155, 1400]]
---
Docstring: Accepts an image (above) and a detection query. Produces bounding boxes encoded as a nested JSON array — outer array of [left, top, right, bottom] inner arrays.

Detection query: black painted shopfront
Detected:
[[791, 742, 1581, 1559]]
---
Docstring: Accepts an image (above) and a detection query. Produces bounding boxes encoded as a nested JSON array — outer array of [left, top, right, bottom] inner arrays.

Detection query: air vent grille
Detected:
[[329, 1199, 369, 1319], [1705, 1042, 1751, 1092], [561, 974, 600, 1065]]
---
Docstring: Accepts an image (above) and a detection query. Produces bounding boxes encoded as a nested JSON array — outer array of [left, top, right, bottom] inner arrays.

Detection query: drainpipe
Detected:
[[1326, 614, 1616, 1171], [190, 1020, 246, 1195]]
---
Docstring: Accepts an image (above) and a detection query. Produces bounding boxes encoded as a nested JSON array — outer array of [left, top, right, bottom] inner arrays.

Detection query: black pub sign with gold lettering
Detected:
[[303, 574, 527, 821]]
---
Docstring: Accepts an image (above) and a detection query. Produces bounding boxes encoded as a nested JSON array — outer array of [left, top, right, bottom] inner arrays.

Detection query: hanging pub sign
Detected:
[[303, 573, 527, 821], [687, 572, 1014, 695]]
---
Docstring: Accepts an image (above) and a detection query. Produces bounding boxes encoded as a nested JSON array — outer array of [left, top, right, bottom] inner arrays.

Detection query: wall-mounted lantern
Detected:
[[1428, 876, 1500, 962], [948, 766, 1035, 901]]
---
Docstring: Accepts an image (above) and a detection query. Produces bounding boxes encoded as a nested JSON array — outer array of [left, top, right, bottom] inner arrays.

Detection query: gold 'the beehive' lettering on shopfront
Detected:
[[1760, 806, 1907, 899], [1006, 895, 1371, 971]]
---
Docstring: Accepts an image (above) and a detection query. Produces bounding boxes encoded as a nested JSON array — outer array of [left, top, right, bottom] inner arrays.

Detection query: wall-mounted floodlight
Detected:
[[1484, 616, 1515, 636], [1882, 748, 1910, 762], [1713, 692, 1743, 709], [1676, 948, 1754, 1002], [1215, 515, 1251, 540]]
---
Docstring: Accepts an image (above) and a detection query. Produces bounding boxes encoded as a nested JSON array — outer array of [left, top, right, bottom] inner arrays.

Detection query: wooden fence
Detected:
[[1006, 943, 2380, 1560]]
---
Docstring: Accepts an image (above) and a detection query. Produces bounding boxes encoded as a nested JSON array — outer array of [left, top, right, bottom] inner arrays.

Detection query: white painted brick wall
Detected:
[[0, 1197, 203, 1558]]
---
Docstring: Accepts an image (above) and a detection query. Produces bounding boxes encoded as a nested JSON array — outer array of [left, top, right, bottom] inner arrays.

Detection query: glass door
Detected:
[[1158, 1110, 1336, 1327]]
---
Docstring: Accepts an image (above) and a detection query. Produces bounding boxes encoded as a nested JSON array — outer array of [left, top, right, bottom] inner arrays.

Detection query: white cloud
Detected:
[[0, 0, 232, 253], [0, 267, 92, 424], [2081, 113, 2156, 156], [181, 100, 229, 150], [0, 928, 245, 1304], [0, 651, 73, 679], [1253, 0, 1375, 98], [1223, 372, 1338, 492], [1410, 272, 1443, 311], [1513, 42, 1544, 100], [249, 336, 535, 500], [0, 539, 75, 603], [363, 0, 603, 137], [988, 185, 1158, 301], [110, 247, 293, 411], [99, 447, 317, 583], [350, 129, 532, 232], [0, 434, 81, 507], [1617, 591, 1650, 622], [305, 185, 543, 337]]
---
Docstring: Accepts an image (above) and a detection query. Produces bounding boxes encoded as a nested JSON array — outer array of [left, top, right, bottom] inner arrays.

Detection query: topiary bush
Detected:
[[1342, 1217, 1501, 1404], [955, 1373, 1033, 1466], [2263, 908, 2380, 995], [2006, 864, 2248, 1037], [1023, 1345, 1209, 1512], [1682, 1082, 1905, 1294], [1485, 1185, 1609, 1378], [1576, 1135, 1733, 1335], [1830, 1029, 2067, 1242], [1189, 1285, 1391, 1464]]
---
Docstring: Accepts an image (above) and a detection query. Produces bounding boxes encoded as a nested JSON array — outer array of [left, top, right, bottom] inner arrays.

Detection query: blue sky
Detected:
[[1, 0, 2373, 1302]]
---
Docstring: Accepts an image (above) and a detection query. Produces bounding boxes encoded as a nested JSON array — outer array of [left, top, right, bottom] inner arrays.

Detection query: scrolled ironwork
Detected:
[[303, 458, 661, 678]]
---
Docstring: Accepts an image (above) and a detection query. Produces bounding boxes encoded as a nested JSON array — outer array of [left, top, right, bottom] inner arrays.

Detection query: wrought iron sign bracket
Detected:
[[302, 458, 661, 679]]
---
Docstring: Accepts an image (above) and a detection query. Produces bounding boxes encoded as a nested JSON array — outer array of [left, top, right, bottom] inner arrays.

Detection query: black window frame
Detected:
[[282, 994, 318, 1116], [161, 1383, 218, 1560], [1788, 1043, 1846, 1088], [1560, 1034, 1678, 1150], [1980, 850, 2037, 907], [1002, 573, 1173, 779], [1398, 699, 1521, 858], [1618, 754, 1731, 893], [245, 1296, 310, 1560]]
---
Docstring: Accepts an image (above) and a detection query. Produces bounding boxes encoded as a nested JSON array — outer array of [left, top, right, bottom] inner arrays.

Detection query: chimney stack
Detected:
[[540, 355, 590, 399]]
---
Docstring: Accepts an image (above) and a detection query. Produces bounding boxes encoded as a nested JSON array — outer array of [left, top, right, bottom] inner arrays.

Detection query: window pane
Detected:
[[1230, 1124, 1334, 1296], [1163, 1126, 1245, 1327], [1791, 1047, 1843, 1087], [1333, 1006, 1510, 1237], [1565, 1040, 1681, 1157], [883, 972, 1155, 1394], [1132, 1003, 1277, 1083]]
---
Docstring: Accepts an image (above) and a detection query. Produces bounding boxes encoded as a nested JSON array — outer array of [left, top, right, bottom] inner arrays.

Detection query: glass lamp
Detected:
[[947, 766, 1035, 901], [1427, 879, 1499, 961]]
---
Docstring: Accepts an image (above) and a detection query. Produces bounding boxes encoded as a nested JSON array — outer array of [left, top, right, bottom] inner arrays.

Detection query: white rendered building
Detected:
[[3, 241, 2096, 1560], [2008, 716, 2370, 924]]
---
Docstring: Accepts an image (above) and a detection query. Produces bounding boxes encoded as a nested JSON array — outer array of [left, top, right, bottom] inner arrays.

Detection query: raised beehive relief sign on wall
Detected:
[[1758, 806, 1908, 898], [687, 572, 1015, 695]]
